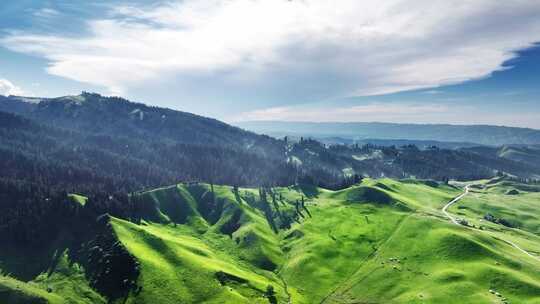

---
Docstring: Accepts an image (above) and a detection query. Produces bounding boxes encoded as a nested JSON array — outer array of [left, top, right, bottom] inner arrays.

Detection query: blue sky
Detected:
[[1, 1, 539, 128]]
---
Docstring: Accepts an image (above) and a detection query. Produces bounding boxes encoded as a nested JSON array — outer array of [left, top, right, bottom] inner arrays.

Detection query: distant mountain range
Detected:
[[236, 121, 540, 146]]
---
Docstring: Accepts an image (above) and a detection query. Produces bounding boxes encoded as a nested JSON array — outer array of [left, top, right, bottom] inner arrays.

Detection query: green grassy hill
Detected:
[[1, 179, 539, 303], [448, 179, 540, 262]]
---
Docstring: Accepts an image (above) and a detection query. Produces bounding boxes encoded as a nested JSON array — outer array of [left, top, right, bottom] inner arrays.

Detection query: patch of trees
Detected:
[[504, 175, 540, 185], [0, 178, 80, 246], [0, 179, 143, 300], [83, 214, 141, 300], [483, 213, 516, 228], [0, 178, 135, 248], [394, 147, 493, 181], [265, 284, 277, 304]]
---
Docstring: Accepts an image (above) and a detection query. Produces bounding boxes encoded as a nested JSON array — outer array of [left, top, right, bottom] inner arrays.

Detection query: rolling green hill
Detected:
[[1, 179, 539, 303]]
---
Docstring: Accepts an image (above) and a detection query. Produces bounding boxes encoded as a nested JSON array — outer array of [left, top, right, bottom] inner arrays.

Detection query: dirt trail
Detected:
[[442, 183, 539, 262], [442, 184, 471, 225]]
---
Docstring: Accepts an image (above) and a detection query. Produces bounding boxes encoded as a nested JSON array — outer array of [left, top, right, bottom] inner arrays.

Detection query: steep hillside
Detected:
[[0, 102, 297, 191], [2, 93, 540, 191], [1, 93, 276, 151], [1, 178, 538, 303]]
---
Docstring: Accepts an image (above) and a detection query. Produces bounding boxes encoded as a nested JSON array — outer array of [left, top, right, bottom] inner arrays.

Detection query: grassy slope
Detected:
[[281, 179, 540, 304], [0, 252, 104, 304], [68, 194, 88, 206], [2, 178, 539, 303], [0, 275, 64, 304], [115, 183, 287, 304], [325, 216, 540, 304], [279, 195, 406, 303], [449, 179, 540, 261], [113, 179, 540, 303], [112, 218, 284, 304]]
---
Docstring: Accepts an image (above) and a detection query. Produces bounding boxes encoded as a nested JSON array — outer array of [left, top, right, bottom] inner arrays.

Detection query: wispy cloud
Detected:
[[422, 90, 444, 95], [0, 78, 24, 96], [33, 8, 60, 18], [233, 102, 455, 122], [2, 0, 540, 103], [232, 102, 540, 129]]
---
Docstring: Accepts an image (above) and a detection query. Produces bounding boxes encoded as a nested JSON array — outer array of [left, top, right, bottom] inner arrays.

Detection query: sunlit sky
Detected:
[[1, 1, 539, 128]]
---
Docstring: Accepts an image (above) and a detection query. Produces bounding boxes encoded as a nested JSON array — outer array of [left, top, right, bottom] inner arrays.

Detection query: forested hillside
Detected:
[[0, 93, 297, 192], [1, 93, 540, 197]]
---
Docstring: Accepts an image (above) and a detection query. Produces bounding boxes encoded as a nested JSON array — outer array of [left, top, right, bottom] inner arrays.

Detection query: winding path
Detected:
[[442, 183, 539, 262], [442, 184, 471, 225]]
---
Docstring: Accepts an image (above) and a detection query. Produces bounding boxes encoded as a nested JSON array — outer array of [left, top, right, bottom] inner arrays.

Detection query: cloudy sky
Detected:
[[1, 0, 540, 128]]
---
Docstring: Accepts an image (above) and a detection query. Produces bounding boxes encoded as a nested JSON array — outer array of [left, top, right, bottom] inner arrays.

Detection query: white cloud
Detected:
[[2, 0, 540, 102], [232, 102, 540, 129], [233, 102, 455, 122], [33, 8, 60, 18], [422, 90, 444, 95], [0, 79, 24, 96]]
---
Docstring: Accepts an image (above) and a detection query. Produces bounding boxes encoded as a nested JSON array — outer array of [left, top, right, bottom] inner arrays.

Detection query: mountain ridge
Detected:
[[236, 120, 540, 146], [2, 92, 540, 190]]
